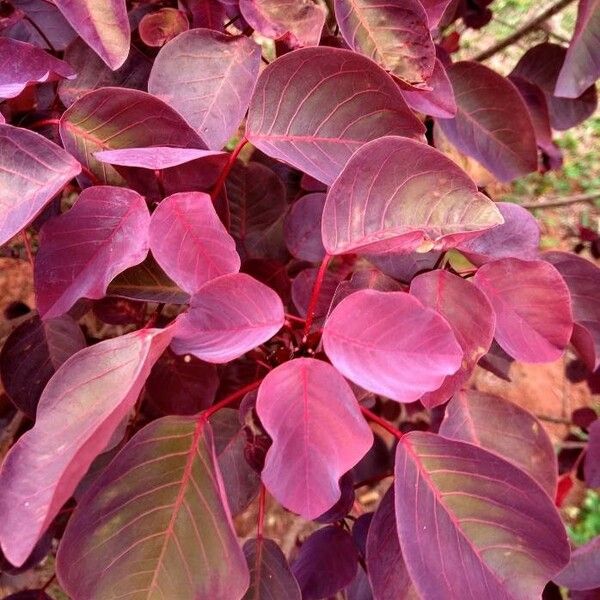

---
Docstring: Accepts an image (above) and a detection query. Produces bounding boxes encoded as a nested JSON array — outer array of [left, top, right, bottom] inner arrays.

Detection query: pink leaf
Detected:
[[149, 29, 261, 150], [321, 136, 503, 255], [555, 535, 600, 591], [410, 270, 495, 407], [246, 47, 425, 185], [0, 124, 81, 246], [53, 0, 130, 70], [57, 415, 249, 600], [284, 192, 326, 262], [34, 186, 151, 319], [256, 358, 373, 519], [0, 327, 173, 567], [323, 289, 463, 402], [94, 147, 223, 169], [239, 0, 326, 48], [139, 8, 189, 47], [395, 432, 570, 599], [172, 272, 284, 363], [149, 191, 240, 294], [473, 258, 573, 363], [0, 38, 75, 98]]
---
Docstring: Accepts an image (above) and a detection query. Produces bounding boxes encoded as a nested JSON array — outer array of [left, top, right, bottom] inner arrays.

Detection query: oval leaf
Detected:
[[34, 186, 151, 319], [256, 358, 373, 519], [139, 7, 189, 47], [0, 327, 173, 567], [395, 431, 570, 599], [94, 147, 223, 169], [57, 416, 249, 600], [0, 124, 81, 246], [323, 289, 463, 402], [284, 192, 326, 262], [321, 136, 503, 255], [473, 258, 573, 363], [554, 535, 600, 591], [149, 29, 261, 150], [172, 272, 284, 363], [246, 46, 425, 185]]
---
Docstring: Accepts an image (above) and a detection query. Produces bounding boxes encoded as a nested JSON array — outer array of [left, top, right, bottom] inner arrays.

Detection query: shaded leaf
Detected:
[[139, 7, 189, 47], [34, 186, 150, 319], [322, 136, 502, 255], [330, 268, 403, 312], [367, 250, 441, 282], [0, 327, 173, 567], [256, 358, 373, 519], [584, 420, 600, 488], [291, 267, 341, 321], [554, 535, 600, 591], [284, 192, 326, 262], [420, 0, 457, 28], [315, 472, 355, 523], [95, 147, 223, 170], [246, 46, 424, 185], [395, 431, 570, 599], [184, 0, 227, 30], [57, 415, 249, 600]]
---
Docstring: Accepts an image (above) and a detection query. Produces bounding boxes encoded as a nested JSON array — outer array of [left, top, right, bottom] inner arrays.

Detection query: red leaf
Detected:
[[555, 473, 573, 508]]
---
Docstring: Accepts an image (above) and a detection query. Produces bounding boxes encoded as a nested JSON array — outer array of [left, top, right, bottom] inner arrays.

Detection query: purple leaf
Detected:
[[440, 389, 558, 496], [366, 487, 412, 600], [184, 0, 227, 31], [0, 38, 75, 98], [0, 314, 86, 418], [291, 267, 341, 320], [400, 58, 457, 118], [149, 191, 240, 294], [239, 0, 326, 48], [0, 124, 81, 246], [243, 537, 301, 600], [544, 251, 600, 371], [52, 0, 130, 70], [59, 88, 206, 185], [367, 250, 441, 282], [94, 146, 223, 169], [57, 415, 249, 600], [172, 272, 284, 363], [410, 270, 495, 408], [395, 431, 570, 599], [292, 526, 359, 600], [34, 186, 150, 319], [555, 0, 600, 98], [473, 258, 573, 363], [323, 290, 462, 402], [0, 327, 173, 567], [584, 420, 600, 487], [149, 29, 261, 150], [478, 339, 514, 381], [4, 593, 52, 600], [315, 472, 355, 523], [420, 0, 457, 28], [334, 0, 435, 85], [554, 535, 600, 591], [284, 192, 326, 262], [246, 47, 425, 185], [321, 136, 503, 256], [331, 268, 403, 312], [511, 43, 598, 130], [457, 202, 540, 265], [438, 61, 538, 182], [139, 8, 189, 47], [58, 38, 151, 107], [256, 358, 373, 519]]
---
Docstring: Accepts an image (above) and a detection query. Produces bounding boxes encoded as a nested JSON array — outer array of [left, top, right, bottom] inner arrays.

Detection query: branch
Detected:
[[473, 0, 577, 61], [520, 190, 600, 209]]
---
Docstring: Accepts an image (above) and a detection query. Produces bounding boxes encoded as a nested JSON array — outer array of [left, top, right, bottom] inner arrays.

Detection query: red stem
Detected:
[[21, 231, 34, 266], [210, 137, 248, 201], [285, 312, 306, 324], [154, 169, 166, 199], [144, 303, 165, 329], [202, 378, 263, 420], [303, 253, 332, 337], [257, 483, 266, 539], [28, 118, 60, 130], [360, 406, 404, 441]]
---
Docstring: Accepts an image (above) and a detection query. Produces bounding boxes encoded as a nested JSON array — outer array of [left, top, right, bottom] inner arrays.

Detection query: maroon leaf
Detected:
[[239, 0, 326, 48], [243, 537, 301, 600], [323, 289, 462, 402], [367, 250, 441, 282], [584, 420, 600, 488], [456, 202, 540, 265], [291, 267, 341, 320], [544, 251, 600, 371], [149, 29, 261, 150], [284, 192, 326, 262], [0, 38, 75, 98], [292, 526, 359, 600], [440, 389, 558, 496], [59, 88, 206, 185], [53, 0, 130, 70], [34, 186, 150, 319], [394, 431, 570, 599], [94, 147, 223, 170], [321, 136, 502, 255], [554, 535, 600, 591], [149, 191, 240, 294], [0, 327, 173, 567], [0, 314, 86, 418], [420, 0, 456, 28], [410, 270, 495, 408], [246, 47, 425, 185], [473, 258, 573, 363], [0, 124, 81, 246], [330, 268, 403, 312], [184, 0, 227, 30], [172, 272, 284, 363], [315, 472, 355, 523], [139, 7, 189, 47], [57, 415, 250, 600], [366, 487, 412, 600], [555, 0, 600, 98], [256, 358, 373, 519], [511, 43, 598, 130]]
